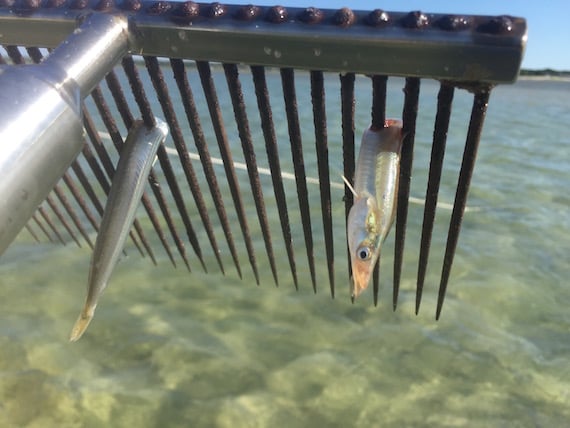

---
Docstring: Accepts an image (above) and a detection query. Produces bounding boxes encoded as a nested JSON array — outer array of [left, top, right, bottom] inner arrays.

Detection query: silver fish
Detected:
[[344, 119, 403, 299], [69, 119, 168, 341]]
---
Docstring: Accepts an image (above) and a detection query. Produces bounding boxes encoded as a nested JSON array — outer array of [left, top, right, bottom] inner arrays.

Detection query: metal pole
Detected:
[[0, 13, 129, 255]]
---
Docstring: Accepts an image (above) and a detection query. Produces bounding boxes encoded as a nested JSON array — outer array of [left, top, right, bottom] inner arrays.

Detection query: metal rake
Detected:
[[0, 2, 527, 318]]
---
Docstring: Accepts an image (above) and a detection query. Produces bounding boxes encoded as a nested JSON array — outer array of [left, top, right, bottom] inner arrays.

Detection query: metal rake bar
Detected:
[[0, 3, 526, 83], [0, 3, 527, 317]]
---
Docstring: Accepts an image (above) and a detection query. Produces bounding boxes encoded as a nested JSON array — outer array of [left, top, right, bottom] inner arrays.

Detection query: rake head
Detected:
[[0, 3, 527, 318]]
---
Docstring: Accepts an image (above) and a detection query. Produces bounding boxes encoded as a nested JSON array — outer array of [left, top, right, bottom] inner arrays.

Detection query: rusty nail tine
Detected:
[[89, 89, 159, 264], [223, 63, 279, 286], [144, 55, 225, 274], [122, 55, 205, 270], [340, 72, 355, 297], [370, 75, 388, 305], [196, 61, 260, 284], [69, 162, 104, 224], [170, 58, 242, 278], [310, 70, 335, 297], [24, 223, 41, 243], [6, 45, 25, 64], [436, 88, 491, 320], [416, 83, 454, 314], [122, 56, 156, 128], [38, 205, 66, 245], [103, 70, 179, 267], [54, 182, 94, 249], [393, 77, 421, 310], [83, 106, 148, 258], [32, 212, 54, 243], [46, 193, 81, 247], [280, 68, 317, 292], [251, 65, 299, 290]]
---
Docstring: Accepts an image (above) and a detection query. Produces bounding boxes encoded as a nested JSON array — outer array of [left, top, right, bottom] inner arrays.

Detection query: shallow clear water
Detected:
[[1, 73, 569, 427]]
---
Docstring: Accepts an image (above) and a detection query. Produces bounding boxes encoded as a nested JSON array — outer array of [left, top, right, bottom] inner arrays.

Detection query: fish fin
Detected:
[[341, 175, 358, 198], [69, 306, 96, 342]]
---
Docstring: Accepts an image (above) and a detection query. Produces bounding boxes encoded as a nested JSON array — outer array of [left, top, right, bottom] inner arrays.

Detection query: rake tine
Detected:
[[280, 68, 316, 292], [393, 77, 421, 310], [91, 83, 179, 268], [32, 213, 53, 243], [144, 56, 225, 274], [24, 224, 41, 243], [79, 132, 144, 257], [340, 72, 356, 298], [251, 65, 298, 289], [371, 75, 388, 306], [223, 63, 279, 286], [170, 58, 242, 279], [122, 55, 205, 271], [45, 193, 81, 248], [310, 70, 335, 298], [62, 171, 100, 239], [83, 106, 151, 260], [38, 205, 66, 245], [5, 45, 25, 64], [145, 170, 182, 268], [416, 82, 455, 314], [102, 70, 182, 268], [122, 56, 156, 128], [104, 70, 135, 127], [196, 60, 260, 284], [25, 47, 43, 64], [437, 88, 491, 320], [53, 182, 94, 249]]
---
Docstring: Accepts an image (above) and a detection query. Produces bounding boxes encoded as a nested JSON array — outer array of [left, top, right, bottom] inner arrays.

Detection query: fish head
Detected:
[[347, 197, 382, 299]]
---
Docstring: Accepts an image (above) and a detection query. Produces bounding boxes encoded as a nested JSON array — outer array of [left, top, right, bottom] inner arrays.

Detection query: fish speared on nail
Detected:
[[345, 120, 403, 299]]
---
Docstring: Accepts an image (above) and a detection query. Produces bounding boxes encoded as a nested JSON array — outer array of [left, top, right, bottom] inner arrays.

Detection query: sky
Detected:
[[220, 0, 570, 70]]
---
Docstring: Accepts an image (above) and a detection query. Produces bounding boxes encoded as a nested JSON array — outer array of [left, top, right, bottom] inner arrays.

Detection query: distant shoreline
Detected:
[[519, 68, 570, 77], [517, 69, 570, 82]]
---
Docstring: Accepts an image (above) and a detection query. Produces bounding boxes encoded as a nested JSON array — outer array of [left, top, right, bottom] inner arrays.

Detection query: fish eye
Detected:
[[356, 246, 371, 261]]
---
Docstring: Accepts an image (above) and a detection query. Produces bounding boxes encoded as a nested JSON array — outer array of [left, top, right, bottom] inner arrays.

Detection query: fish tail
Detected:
[[69, 305, 96, 342]]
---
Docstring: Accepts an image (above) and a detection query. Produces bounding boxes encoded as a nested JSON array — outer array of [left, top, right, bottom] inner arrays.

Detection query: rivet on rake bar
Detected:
[[69, 0, 89, 10], [298, 7, 324, 24], [477, 15, 514, 34], [333, 7, 355, 27], [265, 5, 287, 23], [435, 15, 472, 31], [206, 2, 226, 18], [235, 4, 260, 21], [171, 1, 200, 24], [121, 0, 141, 12], [366, 9, 390, 27], [94, 0, 114, 12], [147, 1, 172, 15], [401, 11, 429, 29]]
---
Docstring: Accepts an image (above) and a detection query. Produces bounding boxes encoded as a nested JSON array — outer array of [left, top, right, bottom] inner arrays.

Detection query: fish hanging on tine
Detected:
[[344, 119, 404, 300], [69, 119, 168, 342]]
